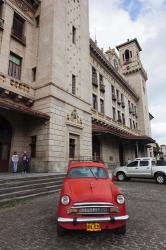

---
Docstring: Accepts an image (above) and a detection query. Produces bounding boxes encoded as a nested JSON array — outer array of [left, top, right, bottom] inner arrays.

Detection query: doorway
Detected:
[[119, 143, 124, 166], [0, 116, 12, 172], [92, 136, 101, 161]]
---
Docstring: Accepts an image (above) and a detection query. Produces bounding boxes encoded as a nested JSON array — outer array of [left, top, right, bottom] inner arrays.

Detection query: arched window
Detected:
[[125, 49, 130, 61]]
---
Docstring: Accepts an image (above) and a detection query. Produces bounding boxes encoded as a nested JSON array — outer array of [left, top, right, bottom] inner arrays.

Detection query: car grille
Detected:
[[68, 202, 119, 215]]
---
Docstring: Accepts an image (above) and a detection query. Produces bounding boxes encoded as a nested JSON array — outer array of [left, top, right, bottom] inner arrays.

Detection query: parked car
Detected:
[[113, 157, 166, 184], [56, 160, 129, 236]]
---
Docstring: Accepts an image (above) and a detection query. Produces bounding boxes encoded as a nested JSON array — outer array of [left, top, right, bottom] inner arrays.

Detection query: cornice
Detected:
[[90, 39, 139, 101]]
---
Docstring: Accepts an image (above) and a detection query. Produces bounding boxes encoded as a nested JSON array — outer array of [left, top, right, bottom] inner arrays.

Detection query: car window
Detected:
[[67, 167, 108, 178], [140, 160, 149, 166], [127, 161, 138, 167], [152, 161, 156, 166]]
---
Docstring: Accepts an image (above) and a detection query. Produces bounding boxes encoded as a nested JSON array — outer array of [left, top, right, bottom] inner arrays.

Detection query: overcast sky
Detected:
[[89, 0, 166, 145]]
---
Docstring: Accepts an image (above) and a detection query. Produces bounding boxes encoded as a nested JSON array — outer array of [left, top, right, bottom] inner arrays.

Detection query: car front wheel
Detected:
[[155, 173, 166, 184], [117, 172, 126, 181]]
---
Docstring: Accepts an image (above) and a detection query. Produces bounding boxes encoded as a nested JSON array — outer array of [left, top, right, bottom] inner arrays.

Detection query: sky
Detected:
[[89, 0, 166, 145]]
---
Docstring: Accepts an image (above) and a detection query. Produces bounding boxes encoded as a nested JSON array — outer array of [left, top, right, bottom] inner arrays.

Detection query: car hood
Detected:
[[63, 179, 115, 203]]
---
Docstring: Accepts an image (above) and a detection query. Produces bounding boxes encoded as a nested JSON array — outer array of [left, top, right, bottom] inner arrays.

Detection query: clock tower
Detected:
[[116, 39, 151, 136]]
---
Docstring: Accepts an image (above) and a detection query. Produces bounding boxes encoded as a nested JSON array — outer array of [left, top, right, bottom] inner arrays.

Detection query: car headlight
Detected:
[[117, 194, 125, 204], [61, 195, 70, 205]]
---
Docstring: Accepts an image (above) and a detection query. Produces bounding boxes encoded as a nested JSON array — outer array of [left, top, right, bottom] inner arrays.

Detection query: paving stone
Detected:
[[0, 179, 166, 250]]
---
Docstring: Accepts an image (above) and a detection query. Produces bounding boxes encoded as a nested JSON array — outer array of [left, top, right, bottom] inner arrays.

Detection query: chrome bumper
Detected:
[[58, 215, 129, 223]]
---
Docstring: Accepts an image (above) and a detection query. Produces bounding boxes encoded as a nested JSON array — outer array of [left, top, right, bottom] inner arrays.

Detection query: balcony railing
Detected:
[[0, 17, 4, 30], [11, 29, 26, 46]]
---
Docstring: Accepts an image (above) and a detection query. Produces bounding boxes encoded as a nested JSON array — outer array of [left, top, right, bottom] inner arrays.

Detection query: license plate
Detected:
[[86, 223, 101, 231]]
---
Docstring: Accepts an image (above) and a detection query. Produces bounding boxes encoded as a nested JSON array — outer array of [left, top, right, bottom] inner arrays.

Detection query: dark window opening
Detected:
[[69, 138, 75, 158], [122, 113, 125, 125], [129, 118, 132, 129], [35, 15, 40, 27], [12, 12, 25, 42], [125, 49, 130, 61], [72, 74, 76, 95], [112, 107, 116, 121], [93, 94, 98, 110], [0, 1, 3, 18], [72, 25, 76, 44], [32, 67, 36, 82], [99, 74, 103, 84], [30, 136, 36, 158], [8, 52, 22, 80], [100, 99, 104, 114]]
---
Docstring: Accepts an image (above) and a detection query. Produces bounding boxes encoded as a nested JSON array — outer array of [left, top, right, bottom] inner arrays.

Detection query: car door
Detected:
[[126, 160, 139, 177], [137, 160, 151, 177]]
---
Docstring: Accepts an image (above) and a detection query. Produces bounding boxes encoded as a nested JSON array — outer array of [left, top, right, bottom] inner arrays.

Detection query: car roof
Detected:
[[67, 161, 106, 170]]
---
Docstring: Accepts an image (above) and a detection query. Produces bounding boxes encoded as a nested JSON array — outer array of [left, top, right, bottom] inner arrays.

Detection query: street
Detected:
[[0, 179, 166, 250]]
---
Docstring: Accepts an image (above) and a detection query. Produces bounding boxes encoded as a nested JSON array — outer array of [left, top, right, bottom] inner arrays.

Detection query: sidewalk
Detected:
[[0, 172, 66, 181]]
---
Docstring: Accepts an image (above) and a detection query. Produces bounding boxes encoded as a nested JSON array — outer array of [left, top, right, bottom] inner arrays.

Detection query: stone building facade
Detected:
[[0, 0, 154, 173]]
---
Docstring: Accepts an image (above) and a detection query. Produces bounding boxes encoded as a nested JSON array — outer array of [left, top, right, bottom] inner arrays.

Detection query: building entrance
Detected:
[[0, 116, 12, 172]]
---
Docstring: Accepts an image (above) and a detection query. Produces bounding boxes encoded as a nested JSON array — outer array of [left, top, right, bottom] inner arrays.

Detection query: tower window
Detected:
[[72, 74, 76, 95], [72, 25, 76, 44], [125, 49, 130, 61]]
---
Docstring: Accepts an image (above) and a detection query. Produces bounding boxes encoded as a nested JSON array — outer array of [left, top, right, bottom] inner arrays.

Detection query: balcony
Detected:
[[11, 29, 26, 46], [100, 83, 105, 92], [0, 17, 4, 30], [92, 75, 98, 87]]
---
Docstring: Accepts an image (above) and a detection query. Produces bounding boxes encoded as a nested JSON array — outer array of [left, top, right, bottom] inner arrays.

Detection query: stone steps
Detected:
[[0, 174, 65, 206]]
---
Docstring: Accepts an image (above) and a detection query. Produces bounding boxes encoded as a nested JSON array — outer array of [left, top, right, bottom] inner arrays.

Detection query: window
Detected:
[[32, 67, 36, 82], [69, 138, 75, 158], [0, 1, 3, 18], [30, 136, 36, 158], [129, 118, 132, 129], [122, 113, 125, 125], [112, 107, 116, 121], [35, 15, 40, 27], [68, 167, 108, 179], [12, 12, 25, 41], [140, 161, 149, 167], [127, 161, 138, 167], [72, 25, 76, 44], [92, 67, 98, 86], [125, 49, 130, 61], [99, 74, 103, 84], [72, 74, 76, 95], [117, 110, 121, 122], [93, 94, 98, 110], [8, 52, 22, 80], [100, 99, 104, 114]]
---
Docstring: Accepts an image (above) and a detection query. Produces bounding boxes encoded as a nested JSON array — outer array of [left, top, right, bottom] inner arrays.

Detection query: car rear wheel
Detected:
[[115, 224, 126, 235], [57, 223, 66, 236], [155, 173, 166, 184], [117, 172, 126, 181]]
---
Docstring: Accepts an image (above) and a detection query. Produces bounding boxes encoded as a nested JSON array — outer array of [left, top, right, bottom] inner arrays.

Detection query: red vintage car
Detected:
[[57, 161, 129, 236]]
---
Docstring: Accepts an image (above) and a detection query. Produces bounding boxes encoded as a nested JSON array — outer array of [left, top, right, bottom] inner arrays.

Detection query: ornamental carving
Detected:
[[67, 109, 83, 127], [9, 0, 35, 19]]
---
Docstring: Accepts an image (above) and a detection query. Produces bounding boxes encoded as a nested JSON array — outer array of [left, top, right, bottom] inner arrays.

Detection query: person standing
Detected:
[[22, 151, 29, 173], [11, 152, 19, 173]]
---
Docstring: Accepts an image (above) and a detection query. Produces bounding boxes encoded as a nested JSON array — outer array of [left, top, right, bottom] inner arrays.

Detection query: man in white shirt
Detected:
[[11, 152, 19, 173]]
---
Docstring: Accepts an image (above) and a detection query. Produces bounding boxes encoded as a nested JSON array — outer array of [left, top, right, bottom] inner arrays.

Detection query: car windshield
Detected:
[[67, 167, 108, 179]]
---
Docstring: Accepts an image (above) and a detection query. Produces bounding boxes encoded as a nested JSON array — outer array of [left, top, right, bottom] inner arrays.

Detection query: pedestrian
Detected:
[[11, 151, 19, 173], [22, 151, 29, 173]]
